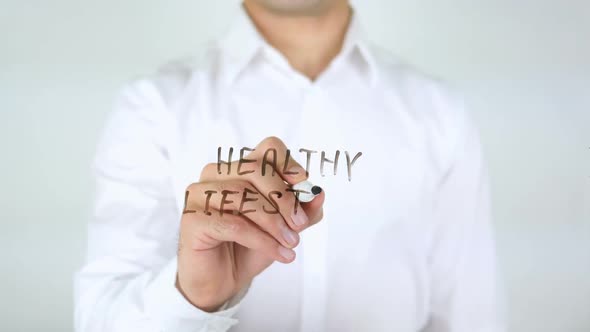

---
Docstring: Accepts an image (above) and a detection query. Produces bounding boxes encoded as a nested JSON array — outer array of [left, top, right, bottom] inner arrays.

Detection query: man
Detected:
[[75, 0, 503, 331]]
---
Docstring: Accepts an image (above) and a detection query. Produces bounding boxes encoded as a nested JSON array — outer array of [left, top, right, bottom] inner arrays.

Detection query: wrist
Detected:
[[175, 273, 227, 313]]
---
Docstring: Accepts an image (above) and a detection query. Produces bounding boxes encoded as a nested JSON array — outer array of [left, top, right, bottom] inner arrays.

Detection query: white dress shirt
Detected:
[[74, 5, 503, 332]]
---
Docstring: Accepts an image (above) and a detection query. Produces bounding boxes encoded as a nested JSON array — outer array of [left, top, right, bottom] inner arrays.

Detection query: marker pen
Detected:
[[292, 180, 322, 203]]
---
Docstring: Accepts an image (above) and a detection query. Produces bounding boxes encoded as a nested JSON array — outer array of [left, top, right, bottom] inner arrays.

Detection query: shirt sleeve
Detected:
[[73, 78, 247, 332], [422, 96, 505, 332]]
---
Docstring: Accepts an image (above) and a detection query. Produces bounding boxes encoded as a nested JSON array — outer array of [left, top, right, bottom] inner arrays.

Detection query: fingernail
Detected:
[[279, 246, 295, 260], [291, 206, 309, 226], [281, 226, 299, 246]]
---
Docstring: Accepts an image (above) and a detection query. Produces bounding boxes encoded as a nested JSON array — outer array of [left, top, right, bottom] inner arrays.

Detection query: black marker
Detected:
[[292, 180, 322, 203]]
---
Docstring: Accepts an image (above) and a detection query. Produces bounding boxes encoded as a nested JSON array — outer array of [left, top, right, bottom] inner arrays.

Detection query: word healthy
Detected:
[[216, 147, 362, 180]]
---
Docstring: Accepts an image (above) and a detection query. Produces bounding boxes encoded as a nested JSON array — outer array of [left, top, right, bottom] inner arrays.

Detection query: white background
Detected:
[[1, 0, 589, 331]]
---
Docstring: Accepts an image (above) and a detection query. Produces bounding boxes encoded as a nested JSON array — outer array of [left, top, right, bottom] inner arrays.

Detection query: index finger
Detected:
[[246, 136, 308, 185]]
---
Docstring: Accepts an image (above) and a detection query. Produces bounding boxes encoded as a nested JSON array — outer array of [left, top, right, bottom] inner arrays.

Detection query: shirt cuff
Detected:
[[144, 257, 249, 332]]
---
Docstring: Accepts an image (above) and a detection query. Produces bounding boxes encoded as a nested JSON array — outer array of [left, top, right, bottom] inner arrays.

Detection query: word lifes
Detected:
[[183, 187, 312, 216], [217, 147, 363, 181]]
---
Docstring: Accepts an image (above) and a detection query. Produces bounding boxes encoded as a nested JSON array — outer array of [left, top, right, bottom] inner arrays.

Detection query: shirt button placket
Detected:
[[298, 85, 329, 332]]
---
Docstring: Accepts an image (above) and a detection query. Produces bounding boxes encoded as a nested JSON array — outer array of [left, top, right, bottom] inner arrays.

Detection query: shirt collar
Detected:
[[217, 4, 378, 86]]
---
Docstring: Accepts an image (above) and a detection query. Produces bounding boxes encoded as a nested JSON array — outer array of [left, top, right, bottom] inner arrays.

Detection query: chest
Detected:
[[169, 83, 433, 331]]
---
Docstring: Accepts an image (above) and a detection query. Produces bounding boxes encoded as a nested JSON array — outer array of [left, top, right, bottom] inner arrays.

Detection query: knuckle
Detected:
[[248, 160, 264, 176], [259, 217, 286, 243], [200, 163, 218, 178], [226, 218, 243, 234], [232, 180, 252, 191], [251, 233, 270, 249], [210, 216, 241, 236], [260, 136, 284, 150], [213, 181, 226, 193], [180, 213, 194, 228], [210, 181, 234, 194], [208, 218, 225, 236], [185, 182, 200, 194], [311, 210, 324, 226], [259, 213, 283, 231]]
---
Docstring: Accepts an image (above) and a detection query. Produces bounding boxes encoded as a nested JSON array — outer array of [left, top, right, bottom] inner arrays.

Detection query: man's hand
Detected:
[[176, 137, 325, 312]]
